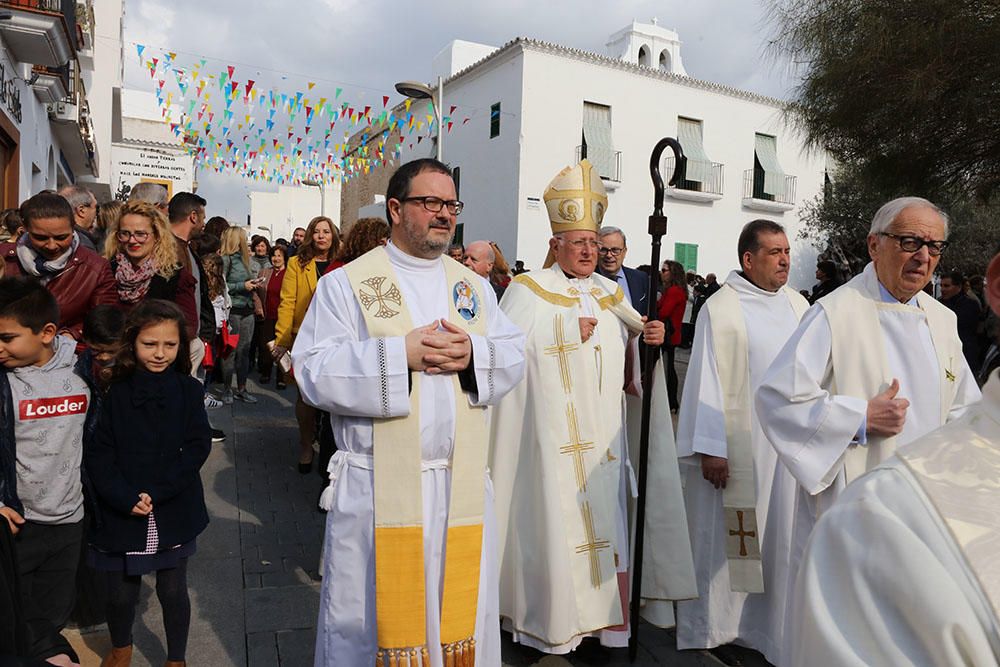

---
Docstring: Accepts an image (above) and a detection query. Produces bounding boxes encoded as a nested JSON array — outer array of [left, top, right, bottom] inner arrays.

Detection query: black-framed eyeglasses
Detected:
[[599, 246, 624, 256], [401, 196, 464, 216], [116, 230, 151, 242], [880, 232, 949, 256]]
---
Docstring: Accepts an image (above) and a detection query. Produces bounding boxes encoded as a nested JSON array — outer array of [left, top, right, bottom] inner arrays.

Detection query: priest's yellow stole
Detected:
[[343, 247, 489, 666]]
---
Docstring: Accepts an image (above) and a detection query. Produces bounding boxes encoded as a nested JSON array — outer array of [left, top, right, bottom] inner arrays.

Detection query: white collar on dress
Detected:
[[725, 270, 783, 299], [385, 240, 441, 273]]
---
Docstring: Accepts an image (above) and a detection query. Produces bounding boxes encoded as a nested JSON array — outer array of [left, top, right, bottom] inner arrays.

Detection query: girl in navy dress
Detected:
[[87, 300, 211, 667]]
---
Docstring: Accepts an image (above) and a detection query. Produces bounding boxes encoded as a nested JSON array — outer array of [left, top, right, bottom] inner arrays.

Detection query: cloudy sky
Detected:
[[123, 0, 797, 223]]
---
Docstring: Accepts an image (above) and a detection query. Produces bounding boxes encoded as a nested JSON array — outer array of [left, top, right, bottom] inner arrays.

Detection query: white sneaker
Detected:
[[204, 394, 223, 410]]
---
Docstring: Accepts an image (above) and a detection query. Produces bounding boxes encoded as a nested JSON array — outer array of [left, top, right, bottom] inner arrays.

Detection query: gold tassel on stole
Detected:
[[376, 647, 430, 667], [441, 639, 476, 667]]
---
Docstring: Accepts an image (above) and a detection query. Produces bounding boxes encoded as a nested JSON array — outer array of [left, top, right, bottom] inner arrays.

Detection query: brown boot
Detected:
[[164, 662, 186, 667], [100, 645, 132, 667]]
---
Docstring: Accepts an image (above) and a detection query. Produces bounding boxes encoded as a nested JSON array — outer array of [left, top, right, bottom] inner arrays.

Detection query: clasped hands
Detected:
[[406, 320, 472, 374], [131, 492, 153, 517]]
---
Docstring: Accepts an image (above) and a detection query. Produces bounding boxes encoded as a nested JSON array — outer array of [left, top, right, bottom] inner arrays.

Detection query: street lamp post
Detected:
[[256, 225, 273, 241], [394, 76, 444, 162], [301, 179, 326, 218]]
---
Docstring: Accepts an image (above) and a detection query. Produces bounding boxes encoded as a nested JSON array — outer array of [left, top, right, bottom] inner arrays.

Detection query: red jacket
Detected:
[[2, 242, 118, 341], [657, 285, 686, 347]]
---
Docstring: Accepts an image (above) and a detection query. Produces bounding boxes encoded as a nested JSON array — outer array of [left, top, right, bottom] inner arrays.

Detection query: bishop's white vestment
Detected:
[[675, 272, 808, 664], [755, 262, 980, 666], [489, 267, 696, 654], [790, 371, 1000, 667], [292, 242, 526, 667]]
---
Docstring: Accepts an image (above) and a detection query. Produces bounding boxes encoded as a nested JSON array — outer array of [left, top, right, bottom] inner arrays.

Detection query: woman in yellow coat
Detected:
[[272, 215, 339, 472]]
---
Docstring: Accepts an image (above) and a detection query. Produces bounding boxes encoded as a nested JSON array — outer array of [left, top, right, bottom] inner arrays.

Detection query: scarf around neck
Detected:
[[115, 252, 157, 304], [15, 232, 80, 282]]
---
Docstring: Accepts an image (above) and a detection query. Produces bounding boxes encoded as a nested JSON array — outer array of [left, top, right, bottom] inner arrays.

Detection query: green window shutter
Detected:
[[674, 242, 698, 273]]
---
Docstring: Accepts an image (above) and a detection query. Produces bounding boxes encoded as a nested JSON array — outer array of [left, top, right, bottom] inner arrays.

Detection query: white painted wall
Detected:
[[111, 143, 193, 196], [432, 40, 500, 80], [509, 47, 826, 290], [250, 185, 333, 242], [111, 89, 194, 198], [84, 0, 124, 189]]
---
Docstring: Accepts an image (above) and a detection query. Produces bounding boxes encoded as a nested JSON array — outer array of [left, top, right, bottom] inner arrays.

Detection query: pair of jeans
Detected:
[[222, 311, 256, 389]]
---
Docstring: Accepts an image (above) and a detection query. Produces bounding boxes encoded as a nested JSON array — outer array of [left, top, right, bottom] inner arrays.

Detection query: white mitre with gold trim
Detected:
[[543, 159, 608, 235]]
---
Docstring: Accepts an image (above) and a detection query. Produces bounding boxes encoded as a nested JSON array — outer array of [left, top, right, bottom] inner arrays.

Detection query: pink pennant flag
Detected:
[[227, 65, 235, 79]]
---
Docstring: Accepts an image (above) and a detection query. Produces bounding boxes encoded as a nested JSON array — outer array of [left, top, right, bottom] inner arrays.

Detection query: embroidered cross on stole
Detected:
[[343, 246, 488, 666], [707, 284, 808, 593]]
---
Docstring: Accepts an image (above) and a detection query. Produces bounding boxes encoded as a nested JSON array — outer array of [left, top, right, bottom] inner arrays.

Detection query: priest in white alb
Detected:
[[788, 244, 1000, 666], [754, 196, 981, 665], [489, 160, 696, 655], [675, 220, 809, 665], [292, 158, 526, 667]]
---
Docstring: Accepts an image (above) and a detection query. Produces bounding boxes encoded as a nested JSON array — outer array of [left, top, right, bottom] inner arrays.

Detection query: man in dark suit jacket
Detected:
[[598, 226, 649, 314]]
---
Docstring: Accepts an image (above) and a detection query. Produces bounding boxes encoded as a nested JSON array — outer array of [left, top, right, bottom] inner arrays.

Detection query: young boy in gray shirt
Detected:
[[0, 275, 100, 663]]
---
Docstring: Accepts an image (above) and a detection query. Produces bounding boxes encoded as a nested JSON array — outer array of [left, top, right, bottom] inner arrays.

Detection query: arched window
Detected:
[[659, 50, 671, 72], [638, 45, 650, 67]]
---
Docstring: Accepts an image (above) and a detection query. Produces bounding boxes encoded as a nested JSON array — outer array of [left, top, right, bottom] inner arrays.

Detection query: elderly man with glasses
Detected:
[[755, 196, 980, 664]]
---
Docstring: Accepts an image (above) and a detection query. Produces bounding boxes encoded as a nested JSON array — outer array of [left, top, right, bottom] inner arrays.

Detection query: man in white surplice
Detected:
[[675, 220, 808, 664], [755, 196, 981, 665], [293, 159, 525, 667], [788, 245, 1000, 667]]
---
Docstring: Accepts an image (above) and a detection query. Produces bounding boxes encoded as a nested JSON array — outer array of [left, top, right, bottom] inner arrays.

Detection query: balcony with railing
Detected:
[[575, 144, 622, 184], [0, 0, 76, 66], [664, 156, 724, 202], [76, 0, 94, 54], [47, 59, 96, 178], [742, 168, 797, 212], [31, 61, 69, 103]]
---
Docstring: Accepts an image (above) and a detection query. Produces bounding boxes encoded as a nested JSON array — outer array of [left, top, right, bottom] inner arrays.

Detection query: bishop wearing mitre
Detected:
[[489, 159, 696, 655]]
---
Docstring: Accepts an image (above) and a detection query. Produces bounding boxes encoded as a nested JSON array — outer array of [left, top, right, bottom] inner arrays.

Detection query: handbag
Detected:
[[202, 339, 215, 370], [220, 321, 239, 358]]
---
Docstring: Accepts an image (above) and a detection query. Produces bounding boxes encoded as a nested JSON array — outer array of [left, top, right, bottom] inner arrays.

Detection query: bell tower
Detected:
[[606, 18, 687, 76]]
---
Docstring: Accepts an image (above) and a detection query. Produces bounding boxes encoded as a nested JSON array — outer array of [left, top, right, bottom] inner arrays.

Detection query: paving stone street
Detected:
[[64, 351, 772, 666]]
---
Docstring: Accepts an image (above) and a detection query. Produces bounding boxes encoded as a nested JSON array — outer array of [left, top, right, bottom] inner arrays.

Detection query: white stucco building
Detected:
[[110, 88, 194, 200], [0, 0, 119, 206], [249, 183, 339, 242], [347, 20, 827, 289]]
